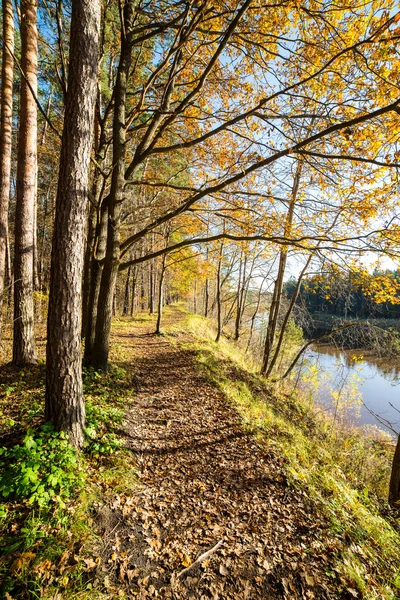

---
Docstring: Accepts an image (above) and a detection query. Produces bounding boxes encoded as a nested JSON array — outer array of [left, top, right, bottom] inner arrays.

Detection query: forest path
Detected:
[[97, 307, 340, 599]]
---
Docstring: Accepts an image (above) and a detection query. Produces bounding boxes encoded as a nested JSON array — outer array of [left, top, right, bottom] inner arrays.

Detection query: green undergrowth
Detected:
[[170, 312, 400, 600], [0, 324, 137, 599]]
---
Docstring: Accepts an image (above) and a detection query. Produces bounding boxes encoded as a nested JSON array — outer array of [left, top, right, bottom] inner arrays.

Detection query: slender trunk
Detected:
[[141, 265, 145, 310], [46, 0, 101, 447], [112, 288, 117, 316], [130, 265, 136, 316], [155, 254, 167, 334], [40, 86, 53, 146], [123, 266, 131, 316], [38, 186, 50, 291], [82, 200, 97, 336], [234, 253, 243, 340], [5, 232, 12, 305], [265, 253, 312, 376], [82, 101, 106, 337], [13, 0, 38, 366], [193, 278, 197, 313], [83, 200, 108, 363], [0, 0, 14, 325], [389, 435, 400, 507], [33, 185, 39, 291], [91, 2, 134, 369], [204, 278, 209, 317], [262, 162, 303, 374], [246, 276, 266, 353], [149, 257, 155, 313], [215, 242, 224, 343]]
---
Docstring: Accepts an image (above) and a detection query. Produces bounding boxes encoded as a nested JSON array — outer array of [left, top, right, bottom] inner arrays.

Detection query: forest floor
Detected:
[[1, 306, 399, 599], [94, 306, 342, 599]]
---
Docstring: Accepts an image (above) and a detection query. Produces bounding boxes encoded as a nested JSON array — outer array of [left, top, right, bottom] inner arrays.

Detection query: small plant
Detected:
[[0, 423, 84, 508]]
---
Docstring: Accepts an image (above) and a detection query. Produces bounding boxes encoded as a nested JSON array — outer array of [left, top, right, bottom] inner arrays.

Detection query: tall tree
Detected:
[[90, 0, 135, 369], [45, 0, 101, 447], [0, 0, 14, 323], [13, 0, 38, 365]]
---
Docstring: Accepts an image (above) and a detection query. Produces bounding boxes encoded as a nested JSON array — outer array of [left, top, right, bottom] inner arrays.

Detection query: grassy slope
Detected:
[[166, 311, 400, 600]]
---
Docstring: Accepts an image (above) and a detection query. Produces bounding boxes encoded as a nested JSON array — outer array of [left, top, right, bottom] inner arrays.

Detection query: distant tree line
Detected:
[[285, 270, 400, 320]]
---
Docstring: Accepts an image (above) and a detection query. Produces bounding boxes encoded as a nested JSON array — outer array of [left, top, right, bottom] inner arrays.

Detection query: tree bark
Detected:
[[91, 1, 134, 369], [82, 91, 107, 338], [0, 0, 14, 326], [13, 0, 38, 366], [45, 0, 101, 447], [156, 253, 167, 335], [389, 435, 400, 508], [204, 278, 209, 318], [215, 242, 224, 343], [123, 266, 131, 316], [83, 200, 108, 363], [262, 161, 303, 374], [130, 263, 137, 316]]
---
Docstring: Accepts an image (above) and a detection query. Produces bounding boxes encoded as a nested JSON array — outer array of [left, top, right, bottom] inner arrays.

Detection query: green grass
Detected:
[[0, 320, 139, 600], [171, 312, 400, 600]]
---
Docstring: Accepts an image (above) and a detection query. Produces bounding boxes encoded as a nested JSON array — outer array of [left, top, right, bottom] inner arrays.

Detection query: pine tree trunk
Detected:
[[0, 0, 14, 325], [13, 0, 38, 366], [46, 0, 101, 447]]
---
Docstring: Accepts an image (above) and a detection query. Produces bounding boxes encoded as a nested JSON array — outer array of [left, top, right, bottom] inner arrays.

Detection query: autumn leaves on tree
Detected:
[[0, 0, 400, 452]]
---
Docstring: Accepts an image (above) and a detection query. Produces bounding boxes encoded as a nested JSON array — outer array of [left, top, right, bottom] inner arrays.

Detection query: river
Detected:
[[298, 345, 400, 433]]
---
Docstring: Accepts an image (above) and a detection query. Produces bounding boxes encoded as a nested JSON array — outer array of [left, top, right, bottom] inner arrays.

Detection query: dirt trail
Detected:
[[96, 308, 345, 599]]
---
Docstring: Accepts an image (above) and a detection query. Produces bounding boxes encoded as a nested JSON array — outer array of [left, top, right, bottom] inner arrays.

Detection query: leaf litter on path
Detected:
[[94, 309, 351, 599]]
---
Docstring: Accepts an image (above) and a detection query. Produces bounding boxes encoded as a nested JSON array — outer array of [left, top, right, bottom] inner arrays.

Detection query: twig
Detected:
[[176, 540, 223, 579]]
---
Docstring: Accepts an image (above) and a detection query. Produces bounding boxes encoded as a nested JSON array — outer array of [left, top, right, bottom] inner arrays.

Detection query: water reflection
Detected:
[[301, 344, 400, 432]]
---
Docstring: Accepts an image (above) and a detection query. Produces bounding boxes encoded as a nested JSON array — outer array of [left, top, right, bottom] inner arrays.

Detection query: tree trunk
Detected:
[[33, 168, 39, 291], [262, 161, 303, 374], [83, 200, 108, 363], [141, 266, 146, 310], [45, 0, 101, 447], [389, 435, 400, 508], [234, 252, 244, 340], [156, 254, 167, 335], [0, 0, 14, 326], [130, 264, 137, 316], [215, 242, 224, 343], [123, 266, 131, 316], [82, 91, 106, 338], [91, 1, 134, 369], [204, 278, 209, 318], [149, 251, 155, 313], [265, 253, 313, 376], [13, 0, 38, 366]]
